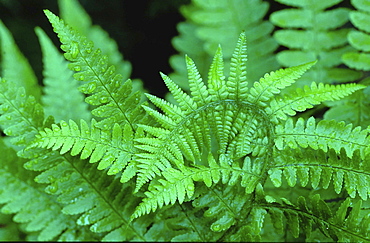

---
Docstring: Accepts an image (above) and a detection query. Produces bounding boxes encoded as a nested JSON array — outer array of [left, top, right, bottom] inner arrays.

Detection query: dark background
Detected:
[[0, 0, 351, 98]]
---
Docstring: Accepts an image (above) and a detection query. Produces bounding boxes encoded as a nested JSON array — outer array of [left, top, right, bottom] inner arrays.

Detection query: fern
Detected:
[[0, 21, 41, 100], [43, 10, 148, 131], [270, 0, 362, 88], [36, 27, 91, 122], [254, 184, 370, 242], [1, 0, 370, 241], [342, 0, 370, 70], [170, 0, 279, 91], [31, 118, 135, 179], [0, 128, 95, 241]]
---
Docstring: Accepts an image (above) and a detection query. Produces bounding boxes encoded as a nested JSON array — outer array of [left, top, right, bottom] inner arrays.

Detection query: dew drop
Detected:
[[70, 42, 79, 59], [45, 184, 58, 194], [5, 129, 13, 136], [211, 224, 222, 232], [5, 115, 11, 120], [99, 96, 109, 103], [110, 168, 119, 174], [1, 105, 9, 112], [73, 66, 81, 72], [85, 47, 92, 54], [61, 121, 68, 127], [77, 214, 90, 225], [87, 82, 97, 93], [78, 75, 85, 81]]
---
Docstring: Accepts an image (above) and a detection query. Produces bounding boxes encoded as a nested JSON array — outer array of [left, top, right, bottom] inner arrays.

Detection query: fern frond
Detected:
[[0, 140, 95, 241], [207, 45, 228, 102], [324, 82, 370, 128], [58, 0, 132, 79], [226, 32, 248, 101], [0, 21, 41, 99], [31, 118, 134, 177], [0, 78, 44, 148], [270, 147, 370, 200], [342, 0, 370, 71], [24, 149, 149, 241], [275, 117, 370, 159], [171, 0, 279, 90], [35, 27, 91, 122], [132, 153, 262, 219], [255, 187, 370, 241], [247, 61, 316, 107], [44, 10, 147, 130], [271, 0, 362, 86], [266, 82, 365, 121]]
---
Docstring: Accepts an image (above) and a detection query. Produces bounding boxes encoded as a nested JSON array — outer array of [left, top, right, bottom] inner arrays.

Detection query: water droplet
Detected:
[[45, 184, 58, 194], [99, 96, 109, 103], [2, 105, 9, 112], [5, 115, 11, 120], [85, 47, 92, 54], [73, 66, 81, 72], [77, 214, 90, 225], [5, 129, 13, 136], [211, 224, 222, 232], [70, 42, 79, 59], [78, 75, 85, 81], [60, 121, 68, 127], [110, 168, 119, 174], [87, 82, 97, 93]]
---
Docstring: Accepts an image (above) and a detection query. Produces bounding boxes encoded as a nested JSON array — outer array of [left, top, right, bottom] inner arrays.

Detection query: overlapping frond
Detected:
[[132, 154, 262, 219], [255, 186, 370, 242], [24, 150, 149, 241], [58, 0, 132, 79], [275, 116, 370, 159], [324, 83, 370, 128], [44, 10, 148, 130], [170, 0, 279, 90], [0, 140, 95, 241], [36, 27, 90, 122], [247, 61, 316, 107], [0, 78, 44, 148], [30, 118, 134, 178], [266, 82, 365, 121], [342, 0, 370, 71], [271, 0, 362, 87], [269, 148, 370, 200], [0, 21, 41, 99]]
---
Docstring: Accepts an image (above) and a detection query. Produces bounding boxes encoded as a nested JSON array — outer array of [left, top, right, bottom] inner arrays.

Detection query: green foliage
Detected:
[[270, 0, 362, 89], [1, 0, 370, 242], [170, 0, 279, 91], [342, 0, 370, 70]]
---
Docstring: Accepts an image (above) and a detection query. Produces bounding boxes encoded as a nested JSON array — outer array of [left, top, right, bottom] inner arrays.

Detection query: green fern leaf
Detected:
[[275, 116, 370, 159], [271, 148, 370, 200], [35, 27, 90, 122], [324, 82, 370, 128], [247, 61, 316, 107], [44, 10, 147, 130], [266, 82, 365, 121], [24, 151, 149, 241], [0, 21, 41, 99], [226, 32, 248, 101], [171, 0, 279, 90], [256, 186, 370, 241], [271, 0, 362, 86], [58, 0, 132, 79], [0, 78, 44, 148], [342, 0, 370, 71], [0, 140, 95, 241], [31, 118, 134, 177]]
